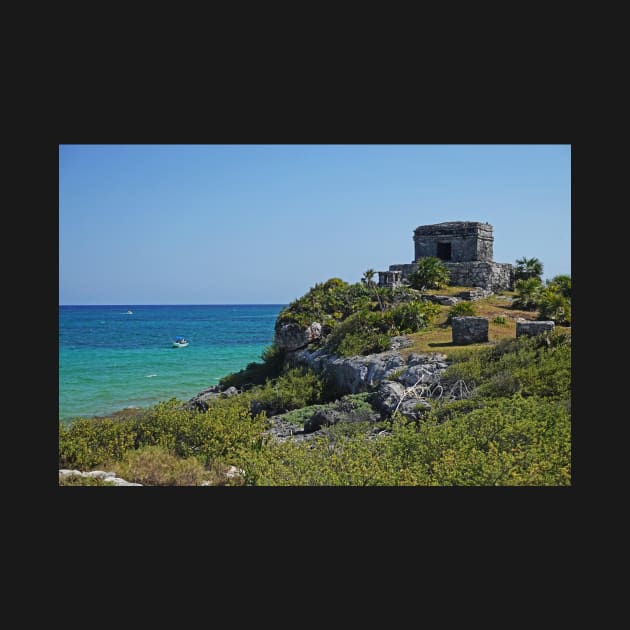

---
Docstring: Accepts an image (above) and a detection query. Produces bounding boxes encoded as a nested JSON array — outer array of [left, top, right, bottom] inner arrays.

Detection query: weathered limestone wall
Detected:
[[444, 262, 513, 292], [413, 222, 493, 263], [388, 261, 513, 292]]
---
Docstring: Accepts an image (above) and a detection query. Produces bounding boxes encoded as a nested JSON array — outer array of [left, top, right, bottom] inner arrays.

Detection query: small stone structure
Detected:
[[414, 221, 493, 262], [378, 270, 402, 288], [388, 221, 513, 292], [452, 316, 489, 345], [516, 321, 555, 337]]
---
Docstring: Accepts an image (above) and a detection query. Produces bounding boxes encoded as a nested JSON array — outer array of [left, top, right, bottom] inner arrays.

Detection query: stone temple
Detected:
[[380, 221, 513, 292]]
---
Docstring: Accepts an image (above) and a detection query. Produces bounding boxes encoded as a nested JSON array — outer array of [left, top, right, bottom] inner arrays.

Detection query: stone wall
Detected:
[[413, 221, 493, 263], [389, 263, 418, 277], [389, 261, 513, 292], [444, 261, 513, 292]]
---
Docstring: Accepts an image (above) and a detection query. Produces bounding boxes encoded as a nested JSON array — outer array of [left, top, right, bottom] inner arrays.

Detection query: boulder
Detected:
[[389, 335, 413, 350], [304, 409, 344, 433], [373, 380, 406, 415], [275, 322, 322, 351], [372, 380, 432, 420], [397, 398, 432, 421], [397, 364, 441, 388], [186, 385, 222, 411], [424, 295, 459, 306], [83, 470, 117, 479]]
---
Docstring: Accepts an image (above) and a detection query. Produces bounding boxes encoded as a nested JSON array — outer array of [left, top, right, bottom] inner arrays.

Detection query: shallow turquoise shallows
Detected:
[[59, 304, 284, 422]]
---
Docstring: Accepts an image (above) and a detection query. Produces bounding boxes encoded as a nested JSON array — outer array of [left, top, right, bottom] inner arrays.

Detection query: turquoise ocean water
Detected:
[[59, 305, 283, 422]]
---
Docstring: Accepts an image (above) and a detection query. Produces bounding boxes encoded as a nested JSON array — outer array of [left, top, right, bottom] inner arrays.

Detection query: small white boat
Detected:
[[127, 310, 133, 314], [172, 336, 189, 348]]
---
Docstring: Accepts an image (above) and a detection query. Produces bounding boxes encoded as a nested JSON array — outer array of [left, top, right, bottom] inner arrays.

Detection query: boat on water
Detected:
[[172, 335, 189, 348], [127, 310, 133, 314]]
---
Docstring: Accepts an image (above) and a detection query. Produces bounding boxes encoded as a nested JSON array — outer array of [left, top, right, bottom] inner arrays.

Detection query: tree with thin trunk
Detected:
[[363, 269, 383, 311]]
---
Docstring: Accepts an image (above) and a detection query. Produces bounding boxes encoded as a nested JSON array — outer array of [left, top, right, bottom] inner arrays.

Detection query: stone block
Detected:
[[452, 317, 489, 344], [516, 321, 555, 337]]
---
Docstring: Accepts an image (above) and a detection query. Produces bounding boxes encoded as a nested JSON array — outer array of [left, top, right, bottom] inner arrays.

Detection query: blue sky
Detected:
[[59, 144, 571, 305]]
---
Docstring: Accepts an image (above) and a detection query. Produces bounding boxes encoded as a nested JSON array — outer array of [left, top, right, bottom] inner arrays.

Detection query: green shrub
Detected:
[[492, 316, 508, 326], [239, 395, 570, 486], [59, 417, 138, 470], [136, 397, 267, 465], [249, 368, 326, 415], [442, 333, 571, 401], [546, 274, 571, 299], [335, 329, 391, 357], [408, 257, 450, 291], [325, 302, 439, 356], [60, 396, 268, 471], [325, 310, 389, 356], [512, 278, 544, 310], [220, 344, 285, 389], [112, 445, 209, 486], [388, 301, 441, 333], [275, 278, 372, 333], [59, 474, 116, 486], [447, 301, 478, 324], [538, 289, 571, 325]]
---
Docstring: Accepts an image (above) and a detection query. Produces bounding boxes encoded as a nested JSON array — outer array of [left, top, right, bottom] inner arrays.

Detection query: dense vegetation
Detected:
[[408, 257, 450, 291], [512, 274, 571, 325], [59, 331, 571, 485], [275, 278, 373, 333], [60, 266, 571, 486]]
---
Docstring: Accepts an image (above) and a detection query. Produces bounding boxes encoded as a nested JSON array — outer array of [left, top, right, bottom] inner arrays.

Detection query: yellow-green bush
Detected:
[[241, 395, 570, 486], [112, 446, 209, 486], [59, 417, 137, 470], [59, 396, 267, 470]]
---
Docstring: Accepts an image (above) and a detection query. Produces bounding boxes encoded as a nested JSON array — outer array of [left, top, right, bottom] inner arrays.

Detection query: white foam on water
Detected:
[[145, 374, 158, 378]]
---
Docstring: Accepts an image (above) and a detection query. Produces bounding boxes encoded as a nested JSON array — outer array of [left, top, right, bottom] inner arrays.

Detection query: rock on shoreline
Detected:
[[59, 469, 142, 486]]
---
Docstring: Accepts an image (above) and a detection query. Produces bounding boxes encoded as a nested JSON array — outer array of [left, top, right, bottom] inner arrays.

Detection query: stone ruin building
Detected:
[[377, 221, 513, 292]]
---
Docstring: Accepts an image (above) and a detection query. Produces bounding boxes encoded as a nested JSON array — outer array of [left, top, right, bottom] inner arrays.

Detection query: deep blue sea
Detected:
[[59, 305, 283, 422]]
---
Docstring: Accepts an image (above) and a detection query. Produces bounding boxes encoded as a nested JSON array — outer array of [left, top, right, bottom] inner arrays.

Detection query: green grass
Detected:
[[399, 295, 570, 358]]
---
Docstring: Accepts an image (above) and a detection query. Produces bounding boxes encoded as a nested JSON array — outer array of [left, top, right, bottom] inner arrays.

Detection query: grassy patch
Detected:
[[398, 296, 569, 358], [422, 285, 473, 296], [112, 445, 216, 486]]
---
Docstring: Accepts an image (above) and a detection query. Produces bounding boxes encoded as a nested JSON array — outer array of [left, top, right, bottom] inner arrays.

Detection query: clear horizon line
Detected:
[[59, 303, 288, 306]]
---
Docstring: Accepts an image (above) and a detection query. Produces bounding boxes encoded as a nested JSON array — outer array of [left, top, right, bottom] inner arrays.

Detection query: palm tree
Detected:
[[362, 268, 384, 311], [515, 257, 544, 281], [362, 269, 376, 287]]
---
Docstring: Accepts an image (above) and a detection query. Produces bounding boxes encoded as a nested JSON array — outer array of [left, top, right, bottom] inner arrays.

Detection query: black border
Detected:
[[49, 99, 576, 552]]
